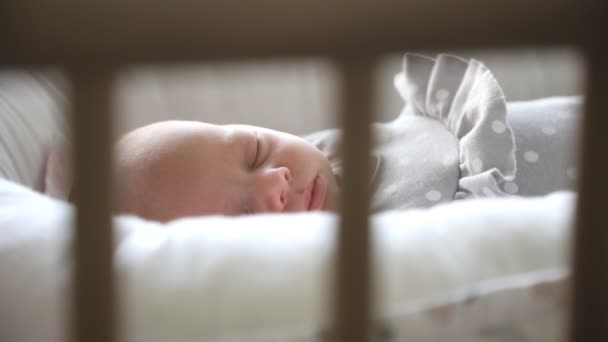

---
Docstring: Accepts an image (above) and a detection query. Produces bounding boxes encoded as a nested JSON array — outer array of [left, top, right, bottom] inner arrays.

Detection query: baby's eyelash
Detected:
[[252, 132, 260, 168]]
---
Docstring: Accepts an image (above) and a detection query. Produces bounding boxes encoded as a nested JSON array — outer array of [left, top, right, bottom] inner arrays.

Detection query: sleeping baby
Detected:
[[113, 120, 342, 222], [48, 53, 580, 221]]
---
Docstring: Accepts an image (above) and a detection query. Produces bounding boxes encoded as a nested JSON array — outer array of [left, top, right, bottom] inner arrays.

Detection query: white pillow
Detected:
[[0, 179, 574, 341], [0, 70, 69, 191]]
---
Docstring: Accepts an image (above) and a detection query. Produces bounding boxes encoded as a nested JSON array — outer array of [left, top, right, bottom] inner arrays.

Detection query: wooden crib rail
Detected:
[[69, 69, 116, 342], [0, 0, 598, 65], [2, 1, 607, 342], [568, 50, 608, 342], [335, 58, 374, 342]]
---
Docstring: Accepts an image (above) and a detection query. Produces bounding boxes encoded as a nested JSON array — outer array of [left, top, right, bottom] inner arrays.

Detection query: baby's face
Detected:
[[116, 121, 339, 221]]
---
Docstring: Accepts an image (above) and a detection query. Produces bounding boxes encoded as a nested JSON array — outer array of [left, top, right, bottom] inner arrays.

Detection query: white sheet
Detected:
[[0, 179, 574, 341]]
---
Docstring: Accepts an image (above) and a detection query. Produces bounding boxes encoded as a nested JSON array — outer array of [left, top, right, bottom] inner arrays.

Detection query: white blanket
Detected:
[[0, 179, 574, 341]]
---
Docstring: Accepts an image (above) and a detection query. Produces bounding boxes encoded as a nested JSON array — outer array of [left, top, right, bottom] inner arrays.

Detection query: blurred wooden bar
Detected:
[[568, 49, 608, 342], [0, 0, 594, 66], [70, 69, 116, 342], [334, 58, 373, 342]]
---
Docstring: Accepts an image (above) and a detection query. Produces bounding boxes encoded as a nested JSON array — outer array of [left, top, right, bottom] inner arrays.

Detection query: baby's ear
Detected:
[[44, 142, 73, 201]]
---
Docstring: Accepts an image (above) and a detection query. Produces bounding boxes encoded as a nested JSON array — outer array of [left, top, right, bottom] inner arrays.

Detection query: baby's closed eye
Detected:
[[251, 131, 261, 168]]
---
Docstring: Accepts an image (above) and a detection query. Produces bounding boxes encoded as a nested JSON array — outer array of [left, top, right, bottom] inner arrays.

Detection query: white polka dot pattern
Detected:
[[491, 120, 506, 133], [472, 158, 483, 173], [542, 126, 556, 135], [523, 151, 539, 163], [435, 89, 450, 101], [384, 183, 398, 196], [425, 190, 442, 201], [504, 181, 519, 194], [381, 53, 524, 208]]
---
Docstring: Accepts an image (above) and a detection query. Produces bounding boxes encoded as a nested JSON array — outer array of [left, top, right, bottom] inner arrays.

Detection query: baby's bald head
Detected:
[[114, 121, 218, 221]]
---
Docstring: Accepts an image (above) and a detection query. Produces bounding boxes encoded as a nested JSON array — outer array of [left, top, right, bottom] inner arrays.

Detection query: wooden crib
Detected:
[[2, 0, 606, 341]]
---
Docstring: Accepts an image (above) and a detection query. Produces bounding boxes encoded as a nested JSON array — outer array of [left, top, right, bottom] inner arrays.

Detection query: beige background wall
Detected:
[[115, 47, 584, 136]]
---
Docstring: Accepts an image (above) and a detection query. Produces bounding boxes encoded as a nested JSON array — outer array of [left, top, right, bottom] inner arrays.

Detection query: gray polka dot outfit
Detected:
[[306, 53, 580, 212], [504, 97, 580, 196]]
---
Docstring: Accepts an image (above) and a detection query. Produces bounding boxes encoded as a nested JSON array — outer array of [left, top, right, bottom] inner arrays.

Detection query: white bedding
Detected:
[[0, 179, 574, 341]]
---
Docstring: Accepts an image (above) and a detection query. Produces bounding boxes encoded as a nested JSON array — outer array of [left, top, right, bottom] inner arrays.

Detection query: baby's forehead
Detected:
[[223, 124, 293, 141], [222, 124, 259, 135], [204, 125, 254, 148]]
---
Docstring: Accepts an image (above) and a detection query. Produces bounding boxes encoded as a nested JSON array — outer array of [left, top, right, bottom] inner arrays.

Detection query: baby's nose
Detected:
[[257, 167, 291, 212]]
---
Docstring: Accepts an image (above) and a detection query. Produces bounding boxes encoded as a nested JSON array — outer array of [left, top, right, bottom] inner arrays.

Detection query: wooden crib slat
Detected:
[[70, 69, 116, 342], [568, 49, 608, 342], [334, 58, 374, 342], [0, 0, 592, 65]]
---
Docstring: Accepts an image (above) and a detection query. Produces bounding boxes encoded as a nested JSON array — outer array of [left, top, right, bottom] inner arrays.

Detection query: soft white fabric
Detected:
[[385, 269, 568, 342], [0, 179, 574, 341]]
